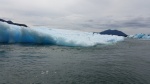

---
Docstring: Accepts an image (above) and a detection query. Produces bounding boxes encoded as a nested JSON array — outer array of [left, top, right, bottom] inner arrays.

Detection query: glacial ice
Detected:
[[128, 33, 150, 40], [0, 22, 124, 47]]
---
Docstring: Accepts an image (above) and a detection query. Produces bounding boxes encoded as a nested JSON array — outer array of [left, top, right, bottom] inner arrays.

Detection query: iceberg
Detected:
[[128, 33, 150, 40], [0, 22, 124, 47]]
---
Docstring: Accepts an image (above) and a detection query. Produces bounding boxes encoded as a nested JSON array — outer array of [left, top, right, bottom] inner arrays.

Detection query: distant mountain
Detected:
[[99, 29, 128, 37], [0, 18, 28, 27]]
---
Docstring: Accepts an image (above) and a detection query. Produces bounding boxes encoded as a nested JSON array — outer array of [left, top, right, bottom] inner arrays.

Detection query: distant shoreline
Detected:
[[0, 18, 28, 27]]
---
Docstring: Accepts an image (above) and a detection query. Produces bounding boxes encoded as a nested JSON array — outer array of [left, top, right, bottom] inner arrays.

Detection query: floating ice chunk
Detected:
[[128, 33, 150, 40]]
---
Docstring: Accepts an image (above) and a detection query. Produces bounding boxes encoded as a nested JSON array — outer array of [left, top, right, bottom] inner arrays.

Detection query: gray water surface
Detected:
[[0, 39, 150, 84]]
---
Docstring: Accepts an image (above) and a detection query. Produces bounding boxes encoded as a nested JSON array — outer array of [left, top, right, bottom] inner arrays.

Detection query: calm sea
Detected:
[[0, 39, 150, 84]]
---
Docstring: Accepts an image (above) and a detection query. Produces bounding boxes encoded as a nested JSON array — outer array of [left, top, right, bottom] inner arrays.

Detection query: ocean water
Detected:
[[0, 39, 150, 84]]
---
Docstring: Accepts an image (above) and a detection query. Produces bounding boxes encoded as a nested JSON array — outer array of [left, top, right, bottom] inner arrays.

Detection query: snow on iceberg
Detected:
[[128, 33, 150, 40], [0, 22, 124, 47]]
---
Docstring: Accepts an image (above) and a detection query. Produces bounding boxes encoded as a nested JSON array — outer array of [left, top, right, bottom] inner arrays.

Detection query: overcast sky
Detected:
[[1, 0, 150, 34]]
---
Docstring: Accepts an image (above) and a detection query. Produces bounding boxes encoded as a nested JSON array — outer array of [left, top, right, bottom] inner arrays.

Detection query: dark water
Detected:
[[0, 39, 150, 84]]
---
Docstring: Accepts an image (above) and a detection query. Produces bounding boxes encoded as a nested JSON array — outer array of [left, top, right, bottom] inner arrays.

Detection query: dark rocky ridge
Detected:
[[0, 18, 28, 27], [99, 29, 128, 37]]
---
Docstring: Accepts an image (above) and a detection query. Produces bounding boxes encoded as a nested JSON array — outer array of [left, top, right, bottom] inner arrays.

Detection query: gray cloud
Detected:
[[101, 17, 150, 28], [0, 0, 150, 34]]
